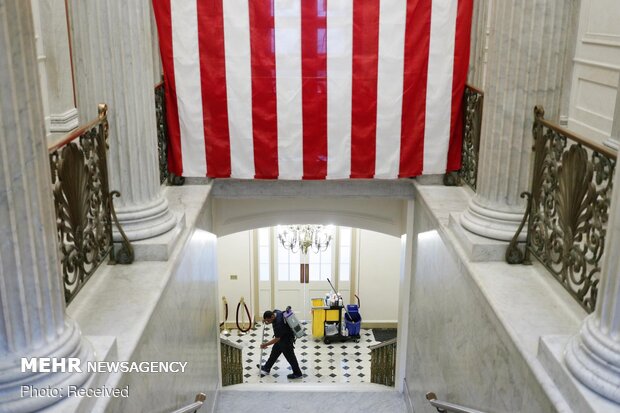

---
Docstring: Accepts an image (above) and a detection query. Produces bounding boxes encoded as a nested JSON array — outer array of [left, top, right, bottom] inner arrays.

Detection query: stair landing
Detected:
[[214, 383, 407, 413]]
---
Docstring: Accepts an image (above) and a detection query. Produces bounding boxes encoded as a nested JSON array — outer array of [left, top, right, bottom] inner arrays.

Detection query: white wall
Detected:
[[216, 227, 401, 327], [356, 229, 401, 323], [216, 231, 255, 323], [566, 0, 620, 143]]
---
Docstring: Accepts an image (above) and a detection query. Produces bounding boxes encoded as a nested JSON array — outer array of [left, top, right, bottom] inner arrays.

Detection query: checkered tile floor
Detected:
[[220, 323, 379, 384]]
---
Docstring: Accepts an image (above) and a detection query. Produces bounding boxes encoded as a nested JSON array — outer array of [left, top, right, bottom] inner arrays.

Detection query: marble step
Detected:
[[215, 383, 407, 413]]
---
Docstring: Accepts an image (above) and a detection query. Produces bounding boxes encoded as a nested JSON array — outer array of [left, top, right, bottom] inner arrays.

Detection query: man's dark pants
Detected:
[[264, 339, 302, 375]]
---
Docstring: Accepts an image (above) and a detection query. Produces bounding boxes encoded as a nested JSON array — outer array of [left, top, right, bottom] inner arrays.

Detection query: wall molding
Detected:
[[573, 57, 620, 72]]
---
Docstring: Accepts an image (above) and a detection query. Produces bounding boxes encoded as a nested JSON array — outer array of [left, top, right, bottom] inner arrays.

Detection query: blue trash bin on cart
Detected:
[[344, 304, 361, 336]]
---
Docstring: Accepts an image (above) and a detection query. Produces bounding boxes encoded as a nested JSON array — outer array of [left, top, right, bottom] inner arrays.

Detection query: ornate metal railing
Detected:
[[444, 84, 484, 190], [220, 338, 243, 386], [369, 338, 397, 387], [506, 106, 616, 313], [155, 80, 170, 185], [49, 104, 133, 304], [155, 80, 184, 186]]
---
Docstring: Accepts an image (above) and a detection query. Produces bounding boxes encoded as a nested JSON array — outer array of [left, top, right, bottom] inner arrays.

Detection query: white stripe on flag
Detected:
[[326, 0, 353, 179], [374, 0, 407, 179], [171, 0, 206, 176], [274, 0, 303, 179], [223, 0, 255, 178], [423, 0, 458, 174]]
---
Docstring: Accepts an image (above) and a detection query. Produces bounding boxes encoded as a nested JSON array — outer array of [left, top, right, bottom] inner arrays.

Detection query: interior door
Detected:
[[274, 241, 306, 319], [272, 227, 349, 323]]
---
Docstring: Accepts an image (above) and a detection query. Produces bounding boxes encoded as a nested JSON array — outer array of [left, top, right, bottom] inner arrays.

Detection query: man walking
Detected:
[[259, 309, 303, 379]]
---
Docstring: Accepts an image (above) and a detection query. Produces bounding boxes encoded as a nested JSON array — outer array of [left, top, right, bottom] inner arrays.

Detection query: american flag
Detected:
[[153, 0, 473, 179]]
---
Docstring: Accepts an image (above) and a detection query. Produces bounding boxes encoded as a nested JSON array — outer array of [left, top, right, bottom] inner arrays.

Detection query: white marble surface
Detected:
[[30, 0, 79, 137], [565, 141, 620, 402], [215, 383, 407, 413], [69, 0, 176, 241], [407, 183, 585, 412], [107, 228, 220, 413], [449, 212, 511, 262], [67, 185, 215, 412], [125, 211, 186, 261], [461, 0, 575, 241], [539, 336, 620, 413], [44, 336, 118, 413], [0, 3, 93, 410]]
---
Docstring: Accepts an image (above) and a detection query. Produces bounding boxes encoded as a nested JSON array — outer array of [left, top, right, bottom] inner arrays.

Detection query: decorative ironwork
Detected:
[[444, 84, 484, 190], [506, 106, 616, 313], [370, 338, 397, 387], [220, 339, 243, 386], [155, 80, 185, 186], [49, 104, 133, 304], [459, 85, 484, 190]]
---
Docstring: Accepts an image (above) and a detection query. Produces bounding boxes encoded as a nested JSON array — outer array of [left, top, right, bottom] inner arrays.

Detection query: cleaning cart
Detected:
[[322, 279, 362, 344]]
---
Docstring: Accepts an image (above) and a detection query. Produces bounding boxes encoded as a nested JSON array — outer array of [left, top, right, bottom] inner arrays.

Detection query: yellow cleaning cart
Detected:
[[311, 298, 328, 338]]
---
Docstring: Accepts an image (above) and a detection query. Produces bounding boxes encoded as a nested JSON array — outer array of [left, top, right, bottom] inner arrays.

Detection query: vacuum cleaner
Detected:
[[284, 306, 306, 338]]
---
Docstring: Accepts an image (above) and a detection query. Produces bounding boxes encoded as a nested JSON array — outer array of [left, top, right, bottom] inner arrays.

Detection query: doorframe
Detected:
[[212, 194, 414, 392]]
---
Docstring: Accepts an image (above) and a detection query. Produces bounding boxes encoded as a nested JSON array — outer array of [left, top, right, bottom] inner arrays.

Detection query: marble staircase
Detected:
[[214, 383, 408, 413]]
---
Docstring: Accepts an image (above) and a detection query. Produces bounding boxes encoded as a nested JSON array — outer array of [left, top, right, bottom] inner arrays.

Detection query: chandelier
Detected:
[[277, 225, 334, 255]]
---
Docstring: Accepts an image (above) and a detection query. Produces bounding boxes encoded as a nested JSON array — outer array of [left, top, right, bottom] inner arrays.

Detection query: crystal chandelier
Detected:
[[277, 225, 334, 255]]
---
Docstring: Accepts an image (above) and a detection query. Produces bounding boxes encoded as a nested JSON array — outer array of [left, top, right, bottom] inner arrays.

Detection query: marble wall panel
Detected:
[[107, 229, 220, 413], [406, 200, 557, 413]]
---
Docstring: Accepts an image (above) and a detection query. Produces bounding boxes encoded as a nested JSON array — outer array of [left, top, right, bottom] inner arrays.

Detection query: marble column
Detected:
[[69, 0, 176, 241], [150, 4, 163, 84], [460, 0, 575, 241], [0, 1, 93, 411], [603, 78, 620, 151], [467, 0, 491, 88], [565, 160, 620, 403], [30, 0, 79, 139]]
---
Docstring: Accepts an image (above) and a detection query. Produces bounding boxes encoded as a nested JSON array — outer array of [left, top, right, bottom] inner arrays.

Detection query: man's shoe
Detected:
[[257, 364, 270, 377], [287, 373, 303, 379]]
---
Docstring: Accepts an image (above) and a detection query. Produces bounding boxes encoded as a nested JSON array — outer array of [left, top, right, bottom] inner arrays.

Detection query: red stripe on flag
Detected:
[[197, 0, 231, 177], [350, 0, 380, 179], [446, 0, 474, 171], [249, 0, 279, 179], [399, 0, 432, 178], [301, 0, 328, 179], [153, 0, 183, 176]]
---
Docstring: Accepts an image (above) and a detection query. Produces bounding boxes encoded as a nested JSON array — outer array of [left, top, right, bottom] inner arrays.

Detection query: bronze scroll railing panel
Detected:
[[506, 106, 616, 313], [370, 338, 397, 387], [444, 84, 484, 190], [220, 338, 243, 386], [49, 104, 133, 304], [155, 80, 170, 185], [459, 84, 484, 190], [155, 80, 184, 186]]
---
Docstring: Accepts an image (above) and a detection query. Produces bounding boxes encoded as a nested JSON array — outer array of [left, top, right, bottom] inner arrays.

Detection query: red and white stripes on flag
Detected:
[[153, 0, 473, 179]]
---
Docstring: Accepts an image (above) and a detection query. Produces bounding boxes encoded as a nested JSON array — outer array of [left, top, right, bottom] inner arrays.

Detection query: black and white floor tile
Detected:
[[221, 323, 379, 384]]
